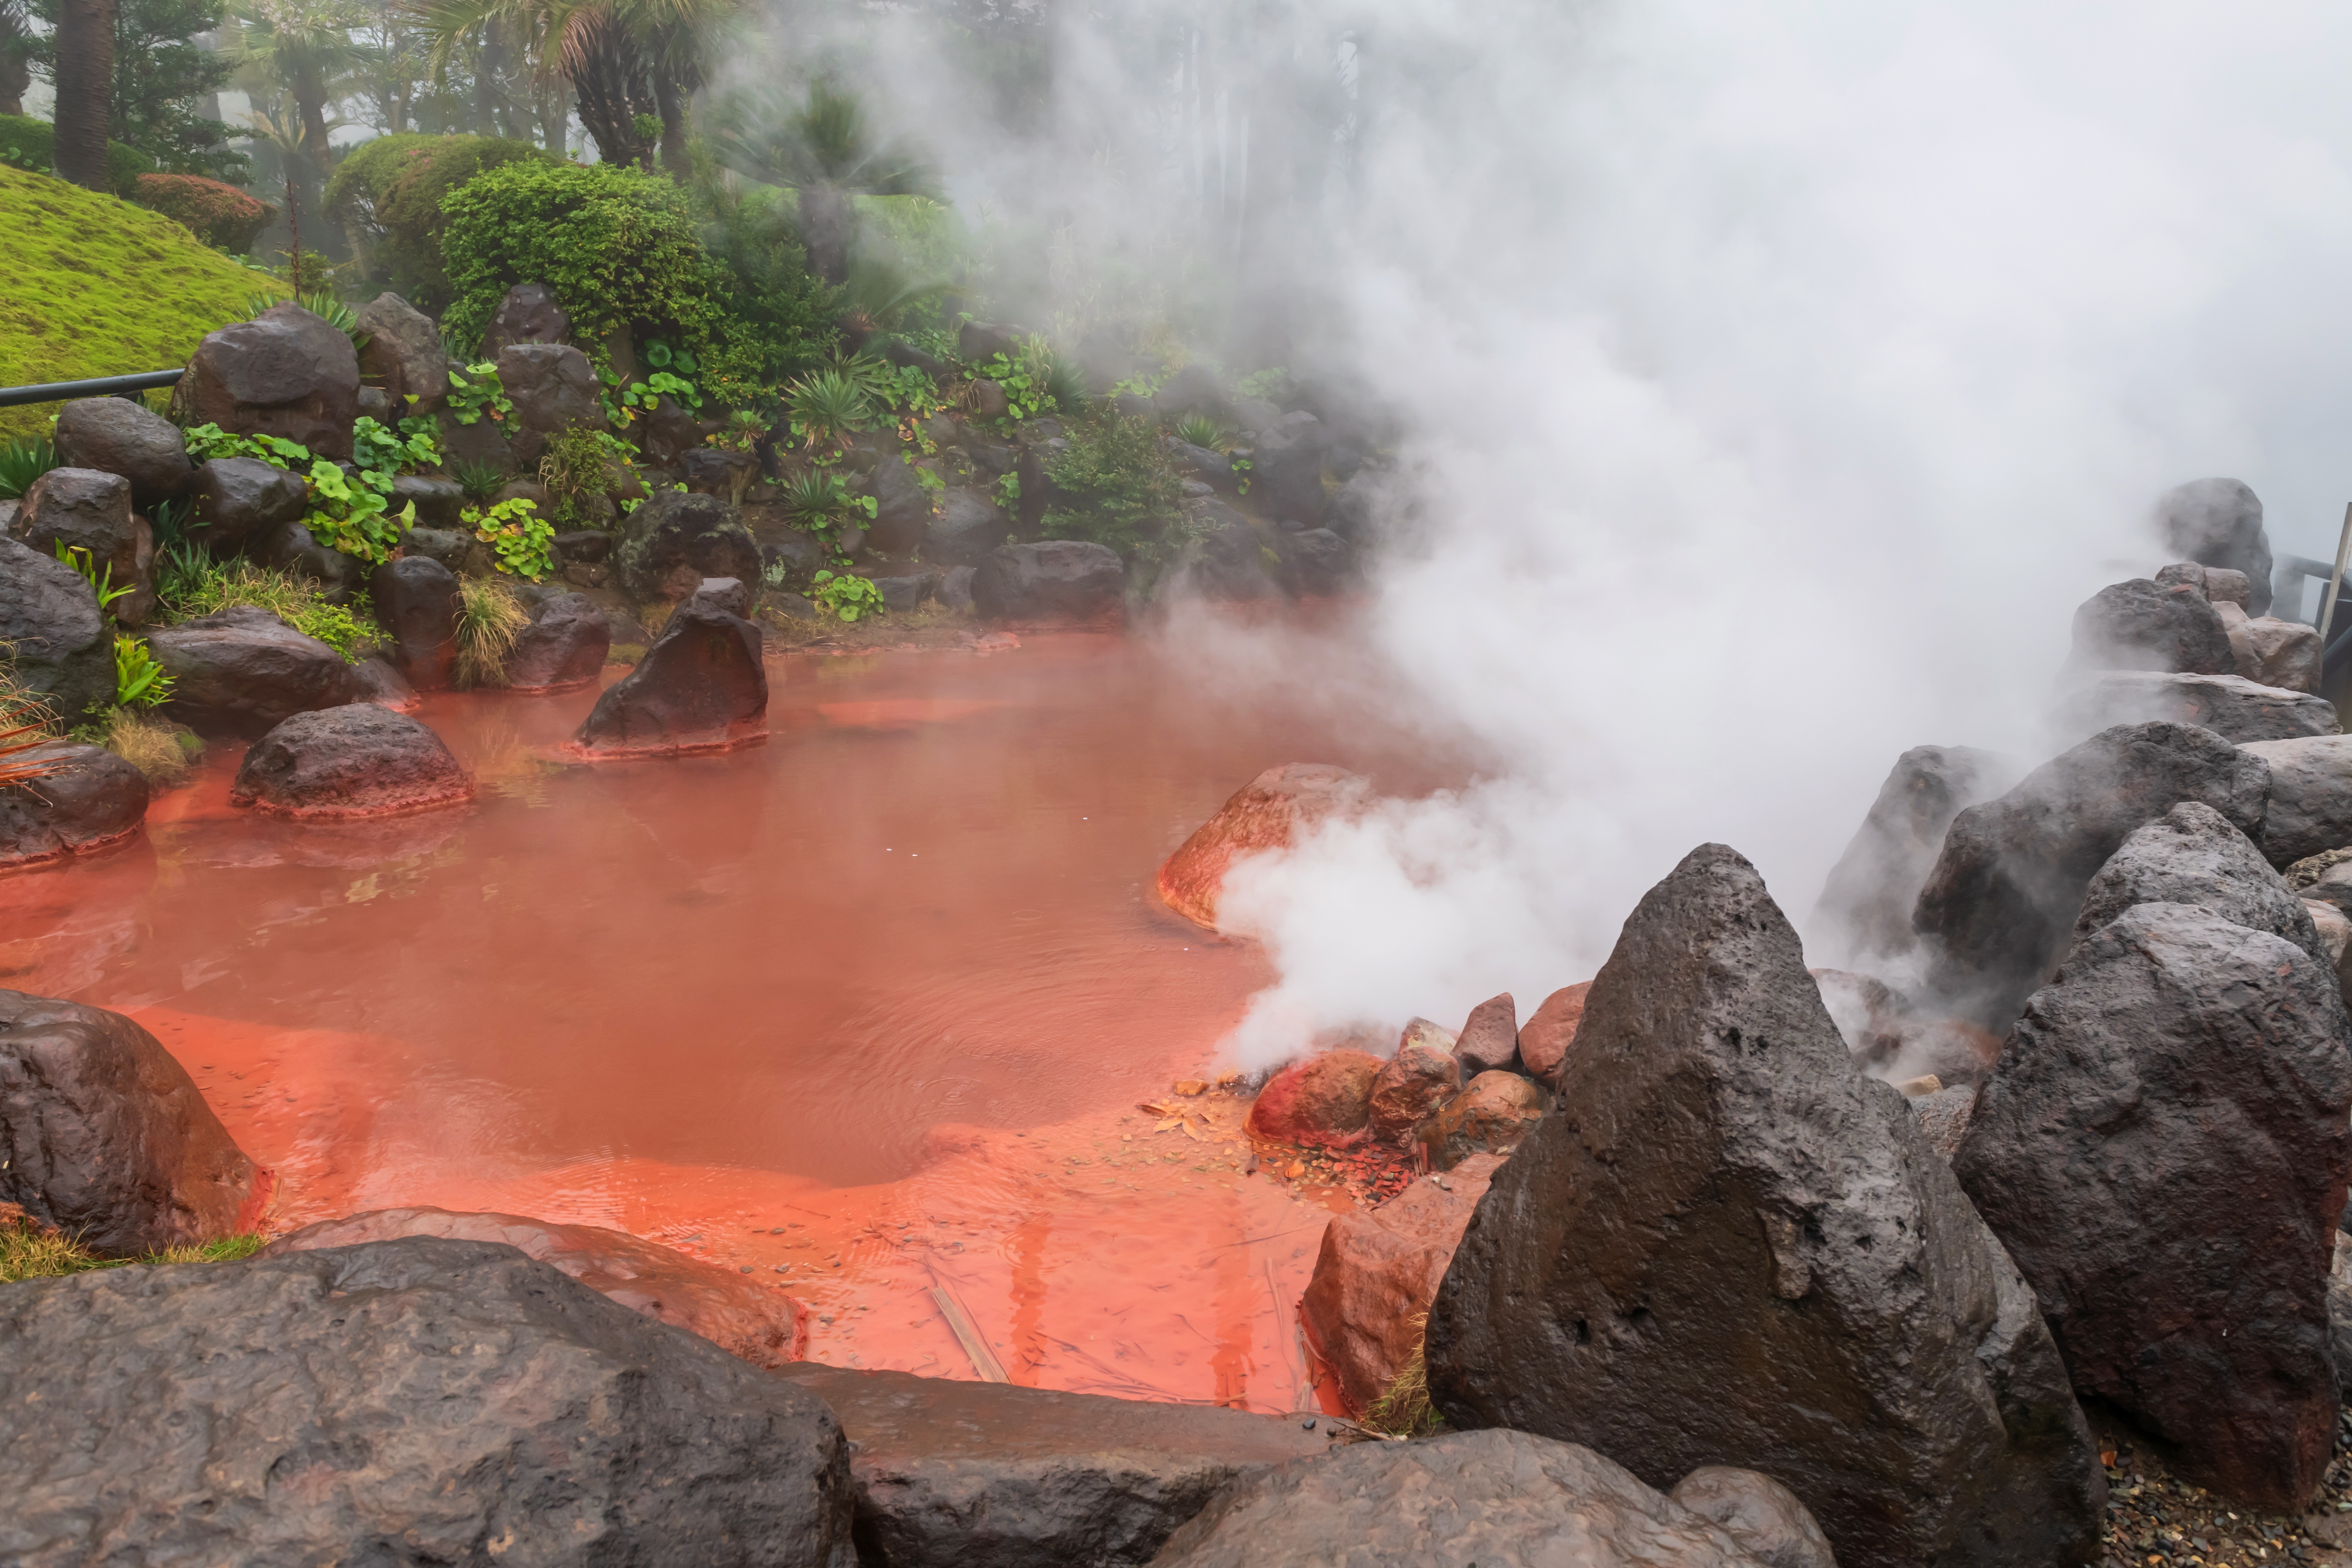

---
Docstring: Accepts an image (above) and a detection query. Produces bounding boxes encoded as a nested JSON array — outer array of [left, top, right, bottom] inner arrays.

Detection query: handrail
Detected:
[[0, 370, 183, 409]]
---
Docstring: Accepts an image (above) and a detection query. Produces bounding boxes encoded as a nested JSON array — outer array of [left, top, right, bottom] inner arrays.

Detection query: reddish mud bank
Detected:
[[0, 631, 1450, 1413]]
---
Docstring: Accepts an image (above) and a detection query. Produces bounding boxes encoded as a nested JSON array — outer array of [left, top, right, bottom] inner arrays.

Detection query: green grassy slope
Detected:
[[0, 164, 281, 440]]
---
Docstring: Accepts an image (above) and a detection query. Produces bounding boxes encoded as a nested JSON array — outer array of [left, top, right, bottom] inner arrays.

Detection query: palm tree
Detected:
[[227, 0, 377, 179], [708, 77, 941, 283], [0, 0, 35, 116], [51, 0, 115, 190]]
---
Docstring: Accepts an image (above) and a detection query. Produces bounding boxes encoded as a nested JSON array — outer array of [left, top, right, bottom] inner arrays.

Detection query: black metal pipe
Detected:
[[0, 370, 183, 410]]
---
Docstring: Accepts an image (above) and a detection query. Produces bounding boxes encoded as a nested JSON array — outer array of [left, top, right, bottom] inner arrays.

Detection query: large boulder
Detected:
[[1426, 844, 2106, 1568], [0, 989, 263, 1255], [2057, 670, 2339, 744], [0, 536, 111, 719], [172, 303, 361, 460], [1164, 509, 1281, 602], [1452, 992, 1521, 1076], [614, 490, 762, 604], [391, 472, 463, 531], [478, 280, 570, 358], [868, 456, 933, 554], [188, 455, 308, 547], [1156, 763, 1367, 931], [368, 555, 459, 690], [0, 1238, 856, 1567], [1416, 1069, 1545, 1171], [1516, 981, 1590, 1090], [2064, 799, 2320, 962], [1954, 902, 2352, 1510], [1301, 1154, 1506, 1413], [148, 606, 357, 739], [505, 590, 611, 690], [1367, 1037, 1459, 1142], [1250, 411, 1329, 526], [2239, 733, 2352, 866], [263, 1207, 804, 1367], [972, 540, 1125, 626], [1914, 721, 2269, 1029], [496, 341, 607, 468], [1148, 1428, 1778, 1568], [13, 466, 152, 626], [52, 396, 190, 509], [2069, 576, 2236, 674], [777, 1363, 1332, 1568], [352, 291, 450, 415], [925, 487, 1012, 566], [1244, 1049, 1382, 1149], [230, 704, 473, 819], [2157, 477, 2273, 614], [2226, 610, 2322, 693], [1277, 527, 1351, 595], [573, 599, 767, 757], [0, 742, 147, 869]]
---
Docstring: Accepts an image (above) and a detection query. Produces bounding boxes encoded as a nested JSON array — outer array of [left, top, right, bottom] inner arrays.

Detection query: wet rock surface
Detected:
[[1147, 1428, 1776, 1568], [1245, 1049, 1382, 1149], [504, 590, 611, 689], [497, 341, 607, 468], [1812, 743, 2017, 963], [189, 454, 308, 546], [263, 1207, 805, 1367], [2062, 670, 2340, 744], [1416, 1069, 1545, 1171], [1516, 981, 1589, 1090], [0, 1237, 856, 1568], [0, 535, 111, 719], [353, 291, 450, 414], [2072, 576, 2237, 675], [173, 303, 361, 460], [777, 1362, 1332, 1568], [1954, 902, 2352, 1510], [479, 280, 570, 357], [0, 989, 262, 1255], [0, 741, 147, 868], [230, 704, 474, 819], [574, 599, 767, 756], [13, 465, 151, 625], [1915, 720, 2269, 1028], [1427, 843, 2106, 1568], [614, 490, 763, 603], [52, 396, 190, 509], [2241, 733, 2352, 867], [925, 487, 1012, 566], [973, 540, 1125, 625], [1452, 991, 1521, 1076], [2066, 799, 2321, 963], [369, 554, 459, 690], [1367, 1039, 1459, 1143], [148, 605, 357, 738], [1156, 762, 1366, 931]]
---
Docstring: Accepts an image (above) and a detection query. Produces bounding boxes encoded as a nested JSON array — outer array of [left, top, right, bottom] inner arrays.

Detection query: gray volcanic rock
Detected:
[[0, 1238, 857, 1568], [574, 600, 766, 756], [777, 1363, 1331, 1568], [479, 280, 570, 358], [1668, 1468, 1837, 1568], [973, 540, 1125, 624], [1427, 844, 2105, 1568], [263, 519, 370, 603], [189, 455, 308, 546], [173, 303, 361, 460], [230, 704, 473, 819], [925, 487, 1013, 566], [1453, 991, 1522, 1076], [0, 535, 110, 719], [13, 465, 152, 625], [2239, 733, 2352, 866], [2070, 576, 2236, 675], [2158, 477, 2273, 615], [390, 472, 463, 530], [1147, 1428, 1772, 1568], [1278, 526, 1351, 595], [1954, 902, 2352, 1510], [1914, 721, 2269, 1028], [505, 591, 610, 689], [868, 455, 933, 554], [353, 291, 451, 414], [615, 490, 762, 604], [148, 605, 356, 738], [368, 554, 459, 690], [497, 341, 607, 468], [2058, 670, 2339, 744], [52, 396, 191, 509], [2231, 613, 2323, 693], [2066, 800, 2320, 963], [2334, 1236, 2352, 1403], [0, 989, 262, 1255], [0, 742, 148, 869]]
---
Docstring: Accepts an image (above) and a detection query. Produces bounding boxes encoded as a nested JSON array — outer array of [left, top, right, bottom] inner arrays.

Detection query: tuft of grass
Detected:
[[0, 435, 61, 500], [1172, 413, 1235, 452], [454, 575, 527, 689], [1360, 1315, 1444, 1437], [160, 549, 382, 663], [0, 1206, 266, 1284], [450, 457, 508, 504], [100, 707, 201, 784]]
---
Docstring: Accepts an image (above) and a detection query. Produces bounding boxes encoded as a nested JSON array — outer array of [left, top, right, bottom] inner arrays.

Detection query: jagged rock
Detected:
[[172, 303, 360, 460], [1397, 1016, 1456, 1055], [496, 342, 607, 469], [505, 591, 610, 690], [1148, 1428, 1775, 1568], [1244, 1050, 1381, 1149], [1278, 527, 1351, 595], [0, 989, 262, 1255], [398, 526, 468, 571], [778, 1363, 1330, 1568], [1517, 982, 1590, 1091], [872, 573, 932, 614], [614, 490, 762, 604], [867, 456, 933, 554], [1810, 967, 1912, 1068], [2058, 670, 2338, 744], [1812, 744, 2018, 965], [353, 291, 451, 414], [1452, 992, 1521, 1076], [972, 540, 1124, 625], [189, 455, 307, 546], [0, 1238, 855, 1567], [2291, 848, 2352, 916], [1908, 1082, 1978, 1161], [1367, 1038, 1459, 1143], [13, 466, 152, 626], [52, 397, 190, 510], [555, 528, 613, 565], [148, 605, 357, 739], [2333, 1236, 2352, 1401], [686, 576, 753, 620], [231, 704, 473, 819], [2157, 477, 2273, 615], [368, 555, 458, 690], [1301, 1155, 1505, 1413], [478, 281, 569, 359], [2227, 611, 2323, 694], [2070, 576, 2236, 675], [1156, 763, 1366, 931], [263, 1207, 804, 1367], [1169, 440, 1232, 487], [1427, 844, 2106, 1568], [2240, 733, 2352, 866], [1915, 721, 2268, 1028], [573, 600, 766, 756], [0, 742, 147, 869], [0, 535, 111, 719], [2162, 560, 2253, 607], [1955, 903, 2352, 1509], [2066, 800, 2320, 962], [1668, 1469, 1836, 1568], [925, 487, 1012, 567], [1417, 1069, 1545, 1171]]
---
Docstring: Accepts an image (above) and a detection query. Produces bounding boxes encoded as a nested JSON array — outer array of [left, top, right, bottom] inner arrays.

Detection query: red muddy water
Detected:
[[0, 628, 1452, 1413]]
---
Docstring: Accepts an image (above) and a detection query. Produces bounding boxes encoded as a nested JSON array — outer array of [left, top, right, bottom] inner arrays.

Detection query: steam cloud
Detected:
[[735, 1, 2352, 1066]]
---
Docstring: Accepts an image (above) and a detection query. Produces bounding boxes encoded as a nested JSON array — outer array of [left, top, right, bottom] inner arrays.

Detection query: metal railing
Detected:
[[0, 369, 182, 410]]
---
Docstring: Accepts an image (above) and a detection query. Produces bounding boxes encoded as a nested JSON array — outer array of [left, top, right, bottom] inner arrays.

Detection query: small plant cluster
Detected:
[[462, 498, 556, 580], [158, 546, 383, 664], [184, 419, 425, 565], [181, 424, 312, 469], [810, 570, 885, 622], [246, 291, 366, 348], [454, 577, 528, 689], [0, 436, 59, 500], [0, 1204, 265, 1285], [782, 471, 875, 558], [444, 363, 514, 426], [1041, 409, 1188, 577]]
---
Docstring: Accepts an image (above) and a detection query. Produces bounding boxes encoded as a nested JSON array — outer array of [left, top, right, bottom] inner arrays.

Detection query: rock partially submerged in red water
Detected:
[[572, 598, 767, 757], [1302, 1153, 1506, 1413], [229, 704, 473, 819], [1517, 982, 1589, 1090], [0, 741, 148, 870], [1156, 762, 1367, 932], [262, 1205, 807, 1368], [1245, 1049, 1382, 1149], [0, 989, 266, 1255]]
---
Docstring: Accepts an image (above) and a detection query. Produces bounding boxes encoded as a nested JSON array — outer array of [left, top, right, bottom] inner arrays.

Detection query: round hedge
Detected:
[[325, 133, 553, 317], [134, 173, 273, 254]]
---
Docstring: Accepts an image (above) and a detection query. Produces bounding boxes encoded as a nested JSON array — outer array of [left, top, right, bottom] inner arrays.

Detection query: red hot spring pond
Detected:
[[2, 627, 1455, 1413]]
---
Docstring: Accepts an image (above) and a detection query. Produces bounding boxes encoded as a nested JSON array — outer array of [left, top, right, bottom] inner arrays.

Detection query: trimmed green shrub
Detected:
[[0, 112, 157, 198], [134, 172, 273, 253], [324, 133, 552, 316]]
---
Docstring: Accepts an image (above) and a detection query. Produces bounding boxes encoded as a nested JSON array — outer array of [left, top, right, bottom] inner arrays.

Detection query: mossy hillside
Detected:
[[0, 163, 281, 440]]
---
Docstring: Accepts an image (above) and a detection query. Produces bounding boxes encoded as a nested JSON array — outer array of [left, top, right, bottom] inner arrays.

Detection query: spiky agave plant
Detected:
[[785, 368, 873, 450], [0, 437, 59, 501], [449, 458, 508, 504], [1172, 413, 1235, 452]]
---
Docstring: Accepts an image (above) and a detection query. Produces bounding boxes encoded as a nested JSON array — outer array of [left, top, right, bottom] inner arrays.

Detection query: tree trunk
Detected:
[[52, 0, 116, 192], [565, 16, 652, 169], [0, 0, 32, 117], [799, 183, 852, 284], [652, 70, 687, 183]]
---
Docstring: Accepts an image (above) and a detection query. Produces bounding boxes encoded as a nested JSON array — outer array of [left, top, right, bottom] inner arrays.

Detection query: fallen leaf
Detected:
[[1173, 1080, 1206, 1096], [1156, 1118, 1184, 1133]]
